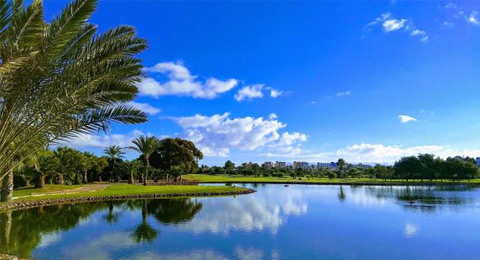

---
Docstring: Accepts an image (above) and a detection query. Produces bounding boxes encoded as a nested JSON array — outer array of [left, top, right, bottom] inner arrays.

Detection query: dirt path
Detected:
[[14, 184, 110, 199]]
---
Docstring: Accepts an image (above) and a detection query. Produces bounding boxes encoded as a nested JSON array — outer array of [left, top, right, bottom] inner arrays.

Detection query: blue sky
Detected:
[[46, 0, 480, 165]]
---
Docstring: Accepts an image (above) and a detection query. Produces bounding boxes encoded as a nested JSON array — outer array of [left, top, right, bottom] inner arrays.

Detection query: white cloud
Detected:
[[336, 143, 480, 163], [268, 142, 480, 164], [138, 62, 238, 99], [383, 18, 407, 32], [398, 114, 417, 123], [234, 84, 264, 101], [127, 101, 160, 115], [443, 21, 454, 28], [445, 3, 457, 9], [172, 113, 307, 157], [336, 91, 351, 97], [145, 62, 194, 80], [410, 29, 426, 36], [269, 88, 282, 98], [268, 113, 278, 120], [278, 132, 307, 146], [467, 11, 479, 25], [58, 130, 144, 148], [234, 85, 283, 101], [365, 13, 428, 43]]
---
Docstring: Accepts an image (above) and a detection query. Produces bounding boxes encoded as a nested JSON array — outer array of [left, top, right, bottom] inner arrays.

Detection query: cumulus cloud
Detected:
[[58, 130, 144, 148], [138, 62, 238, 99], [127, 101, 160, 115], [171, 113, 307, 157], [265, 141, 480, 164], [398, 114, 417, 123], [234, 84, 264, 101], [365, 13, 428, 43], [336, 143, 480, 163], [277, 132, 307, 146]]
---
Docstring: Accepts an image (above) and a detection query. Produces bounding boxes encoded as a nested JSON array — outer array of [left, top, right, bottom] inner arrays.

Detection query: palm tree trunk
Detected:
[[83, 169, 88, 184], [57, 173, 64, 185], [129, 171, 134, 184], [36, 173, 45, 188], [142, 199, 147, 222], [143, 159, 148, 186], [0, 170, 13, 202]]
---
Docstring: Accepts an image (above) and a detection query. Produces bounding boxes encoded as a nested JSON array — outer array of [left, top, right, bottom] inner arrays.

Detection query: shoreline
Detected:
[[0, 188, 255, 212], [194, 180, 480, 187]]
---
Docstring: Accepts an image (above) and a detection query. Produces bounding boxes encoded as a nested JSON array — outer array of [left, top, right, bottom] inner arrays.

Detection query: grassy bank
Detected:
[[13, 185, 82, 197], [6, 184, 250, 204], [183, 174, 480, 185]]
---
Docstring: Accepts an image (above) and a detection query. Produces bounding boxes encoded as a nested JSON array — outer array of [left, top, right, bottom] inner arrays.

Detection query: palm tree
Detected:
[[53, 147, 77, 185], [123, 160, 140, 184], [130, 136, 160, 186], [80, 152, 95, 184], [103, 146, 125, 182], [31, 150, 58, 188], [337, 158, 346, 175], [0, 0, 147, 197]]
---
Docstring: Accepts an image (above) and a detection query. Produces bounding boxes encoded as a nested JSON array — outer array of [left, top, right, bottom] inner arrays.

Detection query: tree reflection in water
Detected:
[[365, 185, 472, 212], [0, 198, 203, 258], [103, 201, 123, 224], [337, 185, 346, 202], [0, 202, 109, 258], [131, 199, 158, 243]]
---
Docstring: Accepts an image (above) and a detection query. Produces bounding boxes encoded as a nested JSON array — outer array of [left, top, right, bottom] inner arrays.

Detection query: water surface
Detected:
[[2, 184, 480, 260]]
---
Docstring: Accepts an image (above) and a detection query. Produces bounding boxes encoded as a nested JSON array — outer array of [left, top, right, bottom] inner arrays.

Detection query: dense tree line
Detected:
[[10, 137, 203, 190], [393, 154, 479, 181], [198, 154, 480, 182]]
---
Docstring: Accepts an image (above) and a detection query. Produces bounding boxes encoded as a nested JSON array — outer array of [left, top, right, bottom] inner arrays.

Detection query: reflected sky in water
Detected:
[[2, 184, 480, 260]]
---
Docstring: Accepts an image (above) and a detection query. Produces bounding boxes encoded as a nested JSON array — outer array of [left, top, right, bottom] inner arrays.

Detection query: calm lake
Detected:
[[2, 184, 480, 260]]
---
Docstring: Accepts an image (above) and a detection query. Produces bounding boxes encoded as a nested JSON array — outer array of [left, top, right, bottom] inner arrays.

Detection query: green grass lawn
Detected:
[[11, 184, 249, 202], [183, 174, 480, 185], [13, 185, 82, 197]]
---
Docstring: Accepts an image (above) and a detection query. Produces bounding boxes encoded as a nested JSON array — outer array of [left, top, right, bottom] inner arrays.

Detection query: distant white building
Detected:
[[317, 162, 337, 169], [275, 161, 286, 168], [263, 161, 274, 169], [294, 161, 309, 170]]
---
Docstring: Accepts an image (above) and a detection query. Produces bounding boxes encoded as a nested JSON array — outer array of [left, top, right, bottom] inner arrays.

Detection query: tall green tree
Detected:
[[394, 156, 422, 181], [53, 147, 80, 185], [79, 152, 95, 184], [0, 0, 147, 200], [31, 150, 58, 188], [224, 160, 235, 173], [149, 138, 203, 182], [103, 146, 124, 182], [130, 135, 160, 186], [336, 158, 346, 175], [123, 160, 140, 184]]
